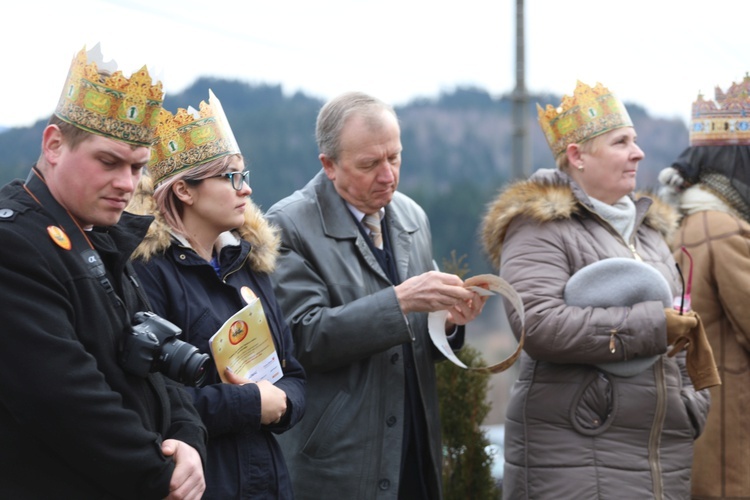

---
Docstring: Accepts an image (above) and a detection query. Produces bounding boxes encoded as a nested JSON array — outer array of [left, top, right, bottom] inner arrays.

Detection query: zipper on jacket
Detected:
[[648, 359, 667, 500], [579, 203, 645, 261], [607, 310, 628, 355], [625, 197, 652, 261], [627, 242, 643, 261], [174, 242, 288, 368], [221, 251, 251, 283]]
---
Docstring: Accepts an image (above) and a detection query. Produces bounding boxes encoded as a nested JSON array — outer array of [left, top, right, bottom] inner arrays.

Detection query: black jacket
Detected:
[[0, 177, 207, 499], [129, 180, 305, 500]]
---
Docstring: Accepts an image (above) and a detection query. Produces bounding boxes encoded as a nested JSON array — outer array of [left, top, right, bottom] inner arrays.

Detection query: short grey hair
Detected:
[[316, 91, 397, 161]]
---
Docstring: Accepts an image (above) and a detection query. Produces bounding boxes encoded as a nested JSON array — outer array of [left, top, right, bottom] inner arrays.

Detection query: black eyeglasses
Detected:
[[209, 171, 250, 191], [674, 246, 693, 315]]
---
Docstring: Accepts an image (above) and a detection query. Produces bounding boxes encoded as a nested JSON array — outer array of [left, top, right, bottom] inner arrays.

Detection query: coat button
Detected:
[[378, 479, 390, 490], [179, 254, 187, 260], [386, 415, 397, 427], [390, 353, 399, 364]]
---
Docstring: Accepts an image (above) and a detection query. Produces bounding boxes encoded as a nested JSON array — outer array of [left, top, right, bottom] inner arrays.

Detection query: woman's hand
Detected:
[[664, 307, 698, 353], [224, 368, 288, 425]]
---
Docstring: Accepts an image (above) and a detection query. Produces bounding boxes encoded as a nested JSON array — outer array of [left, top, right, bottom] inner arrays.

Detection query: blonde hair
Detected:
[[557, 134, 602, 171], [152, 154, 242, 237]]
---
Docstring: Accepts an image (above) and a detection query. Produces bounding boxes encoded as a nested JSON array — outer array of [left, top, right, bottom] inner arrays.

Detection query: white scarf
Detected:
[[589, 195, 636, 241]]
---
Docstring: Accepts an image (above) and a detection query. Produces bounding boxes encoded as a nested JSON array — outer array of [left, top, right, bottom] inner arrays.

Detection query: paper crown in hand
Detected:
[[148, 89, 241, 185], [690, 73, 750, 146], [537, 81, 633, 158], [54, 44, 164, 147]]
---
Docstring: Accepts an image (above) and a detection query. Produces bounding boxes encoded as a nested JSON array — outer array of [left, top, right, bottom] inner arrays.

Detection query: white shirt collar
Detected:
[[346, 203, 384, 223]]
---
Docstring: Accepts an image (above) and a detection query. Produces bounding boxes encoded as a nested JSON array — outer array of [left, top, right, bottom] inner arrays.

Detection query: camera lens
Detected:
[[159, 339, 210, 387]]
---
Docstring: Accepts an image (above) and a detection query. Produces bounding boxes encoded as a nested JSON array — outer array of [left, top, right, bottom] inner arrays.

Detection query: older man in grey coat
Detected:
[[266, 91, 485, 500]]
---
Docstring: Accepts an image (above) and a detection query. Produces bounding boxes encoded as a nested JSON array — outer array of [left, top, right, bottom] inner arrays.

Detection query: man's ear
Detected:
[[41, 125, 64, 166], [172, 180, 194, 205], [320, 154, 336, 180]]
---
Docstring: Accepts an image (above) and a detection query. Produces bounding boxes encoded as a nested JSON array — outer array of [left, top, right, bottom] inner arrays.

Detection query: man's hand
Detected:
[[395, 271, 474, 314], [395, 271, 477, 316], [224, 369, 288, 425], [161, 440, 205, 500], [446, 290, 487, 326]]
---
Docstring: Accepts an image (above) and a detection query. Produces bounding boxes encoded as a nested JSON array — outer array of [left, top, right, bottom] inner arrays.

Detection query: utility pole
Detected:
[[511, 0, 531, 179]]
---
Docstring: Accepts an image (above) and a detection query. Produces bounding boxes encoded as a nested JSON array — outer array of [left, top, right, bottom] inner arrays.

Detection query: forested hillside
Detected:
[[0, 77, 689, 275]]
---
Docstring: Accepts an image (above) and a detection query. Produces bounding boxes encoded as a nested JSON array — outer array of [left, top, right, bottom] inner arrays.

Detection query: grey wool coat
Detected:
[[481, 169, 710, 500], [266, 170, 448, 499]]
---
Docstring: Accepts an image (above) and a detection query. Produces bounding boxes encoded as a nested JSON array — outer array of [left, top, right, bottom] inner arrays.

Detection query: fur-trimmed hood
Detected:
[[127, 174, 280, 274], [481, 168, 679, 269]]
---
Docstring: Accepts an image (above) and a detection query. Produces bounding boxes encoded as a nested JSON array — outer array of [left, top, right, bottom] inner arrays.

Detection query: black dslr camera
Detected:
[[120, 311, 209, 387]]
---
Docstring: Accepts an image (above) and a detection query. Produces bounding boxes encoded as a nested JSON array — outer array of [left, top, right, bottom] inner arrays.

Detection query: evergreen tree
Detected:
[[438, 252, 501, 499]]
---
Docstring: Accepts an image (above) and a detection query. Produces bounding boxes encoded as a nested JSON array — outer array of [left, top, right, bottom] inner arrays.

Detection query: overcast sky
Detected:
[[2, 0, 747, 129]]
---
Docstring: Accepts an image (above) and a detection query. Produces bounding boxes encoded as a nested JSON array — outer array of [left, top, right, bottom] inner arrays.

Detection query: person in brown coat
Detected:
[[659, 73, 750, 500], [482, 81, 714, 499]]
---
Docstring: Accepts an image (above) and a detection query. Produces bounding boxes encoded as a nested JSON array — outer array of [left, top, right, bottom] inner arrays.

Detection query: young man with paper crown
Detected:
[[126, 90, 306, 499], [481, 81, 717, 499], [659, 73, 750, 499], [0, 45, 207, 499]]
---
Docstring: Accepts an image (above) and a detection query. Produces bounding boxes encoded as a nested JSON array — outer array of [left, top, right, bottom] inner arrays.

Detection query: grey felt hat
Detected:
[[563, 257, 673, 376]]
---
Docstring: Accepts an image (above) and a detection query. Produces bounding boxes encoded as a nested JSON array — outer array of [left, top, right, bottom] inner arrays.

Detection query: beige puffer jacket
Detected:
[[481, 168, 710, 500]]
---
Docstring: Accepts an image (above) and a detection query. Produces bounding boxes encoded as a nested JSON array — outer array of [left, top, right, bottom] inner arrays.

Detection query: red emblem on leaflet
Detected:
[[229, 321, 249, 345], [47, 226, 71, 250]]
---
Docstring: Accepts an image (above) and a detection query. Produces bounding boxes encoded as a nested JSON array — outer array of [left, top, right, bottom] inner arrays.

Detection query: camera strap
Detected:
[[23, 167, 125, 315]]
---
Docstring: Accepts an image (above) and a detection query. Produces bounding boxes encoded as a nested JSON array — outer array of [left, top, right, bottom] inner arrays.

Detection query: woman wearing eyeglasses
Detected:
[[127, 91, 305, 499], [480, 81, 715, 499]]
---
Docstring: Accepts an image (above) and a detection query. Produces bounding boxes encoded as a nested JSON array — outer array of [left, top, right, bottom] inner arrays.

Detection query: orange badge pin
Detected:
[[47, 225, 72, 250]]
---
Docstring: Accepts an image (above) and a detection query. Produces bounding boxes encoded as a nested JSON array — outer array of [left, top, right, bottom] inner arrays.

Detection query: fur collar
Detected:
[[681, 184, 735, 216], [127, 175, 279, 274], [481, 169, 678, 269]]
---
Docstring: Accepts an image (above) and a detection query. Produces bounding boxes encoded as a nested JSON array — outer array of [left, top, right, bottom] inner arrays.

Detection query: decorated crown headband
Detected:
[[690, 73, 750, 147], [54, 44, 164, 147], [148, 89, 242, 185], [537, 81, 633, 158]]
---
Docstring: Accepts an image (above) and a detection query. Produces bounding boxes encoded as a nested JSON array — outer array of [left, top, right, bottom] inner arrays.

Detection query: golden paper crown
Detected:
[[537, 81, 633, 158], [148, 89, 241, 185], [55, 44, 164, 147], [690, 73, 750, 146]]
